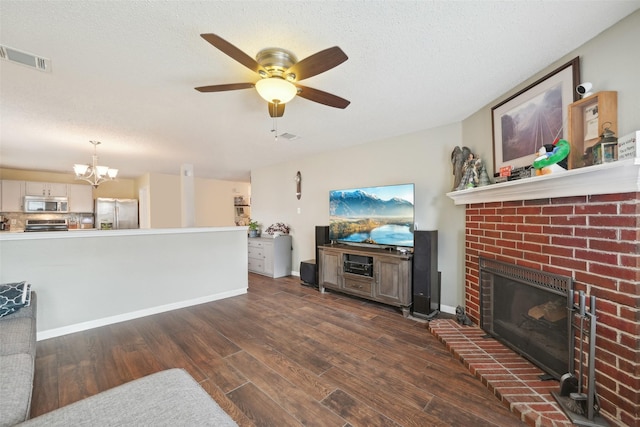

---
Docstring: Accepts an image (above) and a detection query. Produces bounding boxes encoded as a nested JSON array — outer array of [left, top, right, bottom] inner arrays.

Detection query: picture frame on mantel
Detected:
[[491, 57, 580, 176]]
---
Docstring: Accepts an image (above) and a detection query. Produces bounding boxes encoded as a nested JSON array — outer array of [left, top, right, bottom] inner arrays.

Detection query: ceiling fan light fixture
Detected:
[[197, 35, 349, 116], [255, 78, 297, 104]]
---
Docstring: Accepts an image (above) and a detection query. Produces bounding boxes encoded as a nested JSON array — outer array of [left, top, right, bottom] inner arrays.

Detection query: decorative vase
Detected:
[[249, 229, 258, 238]]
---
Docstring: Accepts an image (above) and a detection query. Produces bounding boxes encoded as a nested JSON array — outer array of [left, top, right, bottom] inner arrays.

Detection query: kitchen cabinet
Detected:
[[68, 184, 94, 212], [247, 235, 292, 278], [1, 180, 25, 212], [25, 182, 68, 197]]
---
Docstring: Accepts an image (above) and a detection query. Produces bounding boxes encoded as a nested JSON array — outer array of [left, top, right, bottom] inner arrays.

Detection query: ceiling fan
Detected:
[[195, 34, 350, 118]]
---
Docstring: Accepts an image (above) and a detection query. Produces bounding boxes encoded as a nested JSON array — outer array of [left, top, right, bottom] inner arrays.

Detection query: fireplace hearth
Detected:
[[479, 258, 573, 380]]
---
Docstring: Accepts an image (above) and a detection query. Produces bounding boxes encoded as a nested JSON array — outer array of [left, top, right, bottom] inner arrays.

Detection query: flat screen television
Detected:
[[329, 183, 415, 248]]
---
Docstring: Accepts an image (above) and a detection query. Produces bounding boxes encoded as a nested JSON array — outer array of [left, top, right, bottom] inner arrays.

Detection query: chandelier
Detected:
[[73, 140, 118, 188]]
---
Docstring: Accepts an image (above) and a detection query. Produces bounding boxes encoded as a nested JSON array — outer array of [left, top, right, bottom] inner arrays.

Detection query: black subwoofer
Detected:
[[412, 230, 440, 319], [300, 259, 317, 286]]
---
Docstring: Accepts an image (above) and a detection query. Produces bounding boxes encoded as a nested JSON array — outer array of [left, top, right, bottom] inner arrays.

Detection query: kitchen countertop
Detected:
[[0, 226, 246, 241]]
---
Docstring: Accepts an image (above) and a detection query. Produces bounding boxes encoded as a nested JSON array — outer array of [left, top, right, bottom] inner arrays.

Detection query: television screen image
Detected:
[[329, 183, 415, 248]]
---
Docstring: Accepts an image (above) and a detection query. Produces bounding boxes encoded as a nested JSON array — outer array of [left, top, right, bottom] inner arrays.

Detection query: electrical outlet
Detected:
[[297, 207, 301, 214], [11, 219, 17, 225]]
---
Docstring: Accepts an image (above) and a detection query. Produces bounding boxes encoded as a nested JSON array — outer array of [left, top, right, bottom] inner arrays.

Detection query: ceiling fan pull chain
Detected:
[[272, 102, 279, 140]]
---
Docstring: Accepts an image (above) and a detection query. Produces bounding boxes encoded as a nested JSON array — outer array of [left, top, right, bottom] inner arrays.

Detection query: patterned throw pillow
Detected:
[[0, 281, 31, 318]]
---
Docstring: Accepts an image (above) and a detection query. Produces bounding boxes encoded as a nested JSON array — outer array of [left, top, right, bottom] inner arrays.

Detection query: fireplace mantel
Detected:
[[446, 158, 640, 205]]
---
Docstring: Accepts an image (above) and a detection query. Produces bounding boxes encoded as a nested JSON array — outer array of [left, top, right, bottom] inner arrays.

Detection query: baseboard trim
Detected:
[[440, 304, 456, 315], [37, 288, 247, 341]]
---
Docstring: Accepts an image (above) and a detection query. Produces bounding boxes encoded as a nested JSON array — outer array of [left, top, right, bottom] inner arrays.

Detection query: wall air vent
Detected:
[[0, 45, 51, 72], [278, 133, 300, 141]]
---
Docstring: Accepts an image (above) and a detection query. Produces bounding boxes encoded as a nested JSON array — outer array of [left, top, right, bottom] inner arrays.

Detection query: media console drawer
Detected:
[[343, 276, 373, 296]]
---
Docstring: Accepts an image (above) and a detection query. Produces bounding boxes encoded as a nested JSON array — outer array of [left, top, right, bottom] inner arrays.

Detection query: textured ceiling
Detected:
[[1, 1, 639, 182]]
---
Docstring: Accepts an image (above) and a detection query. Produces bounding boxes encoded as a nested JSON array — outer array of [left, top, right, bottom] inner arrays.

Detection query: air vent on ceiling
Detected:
[[278, 133, 300, 141], [0, 45, 51, 72]]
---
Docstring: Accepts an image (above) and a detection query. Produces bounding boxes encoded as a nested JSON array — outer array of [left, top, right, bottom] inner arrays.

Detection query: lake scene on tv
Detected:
[[329, 184, 415, 248]]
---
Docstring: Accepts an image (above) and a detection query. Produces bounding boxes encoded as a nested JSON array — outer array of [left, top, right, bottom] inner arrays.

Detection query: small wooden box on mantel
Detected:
[[567, 91, 617, 169]]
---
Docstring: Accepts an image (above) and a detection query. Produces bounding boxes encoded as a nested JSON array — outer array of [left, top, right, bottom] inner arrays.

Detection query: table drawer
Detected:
[[248, 258, 264, 272], [248, 247, 263, 258], [248, 240, 264, 248]]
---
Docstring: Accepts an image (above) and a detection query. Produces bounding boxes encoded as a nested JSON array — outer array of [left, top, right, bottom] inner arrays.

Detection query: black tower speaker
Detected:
[[315, 225, 330, 283], [412, 230, 440, 319], [315, 225, 330, 261]]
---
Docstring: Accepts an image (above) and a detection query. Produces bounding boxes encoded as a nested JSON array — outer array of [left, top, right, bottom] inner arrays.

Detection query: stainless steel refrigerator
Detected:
[[95, 198, 139, 230]]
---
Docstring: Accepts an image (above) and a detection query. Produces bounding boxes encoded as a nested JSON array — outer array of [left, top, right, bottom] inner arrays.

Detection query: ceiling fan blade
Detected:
[[286, 46, 348, 81], [295, 85, 350, 109], [194, 83, 254, 92], [268, 103, 285, 118], [200, 34, 266, 74]]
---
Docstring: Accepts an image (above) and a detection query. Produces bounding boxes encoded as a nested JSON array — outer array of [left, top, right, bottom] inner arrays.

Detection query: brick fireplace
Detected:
[[447, 160, 640, 427]]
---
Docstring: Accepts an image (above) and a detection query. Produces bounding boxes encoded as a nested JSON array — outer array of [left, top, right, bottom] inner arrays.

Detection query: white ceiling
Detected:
[[1, 1, 638, 182]]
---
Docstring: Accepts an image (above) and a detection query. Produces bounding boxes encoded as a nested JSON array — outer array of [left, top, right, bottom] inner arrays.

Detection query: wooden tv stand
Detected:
[[318, 244, 412, 317]]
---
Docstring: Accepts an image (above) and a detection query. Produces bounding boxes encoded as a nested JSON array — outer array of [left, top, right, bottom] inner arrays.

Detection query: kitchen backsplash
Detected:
[[0, 212, 94, 231]]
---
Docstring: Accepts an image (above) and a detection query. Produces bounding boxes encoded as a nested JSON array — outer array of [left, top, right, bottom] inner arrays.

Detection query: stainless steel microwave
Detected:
[[23, 196, 69, 213]]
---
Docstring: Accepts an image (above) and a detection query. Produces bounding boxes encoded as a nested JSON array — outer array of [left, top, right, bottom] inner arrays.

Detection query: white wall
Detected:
[[145, 172, 250, 228], [195, 178, 250, 227], [251, 123, 466, 311], [249, 11, 640, 313], [0, 228, 248, 338], [463, 10, 640, 174], [148, 172, 182, 228]]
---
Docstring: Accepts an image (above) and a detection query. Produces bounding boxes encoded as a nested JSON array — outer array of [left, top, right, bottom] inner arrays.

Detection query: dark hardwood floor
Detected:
[[30, 273, 524, 426]]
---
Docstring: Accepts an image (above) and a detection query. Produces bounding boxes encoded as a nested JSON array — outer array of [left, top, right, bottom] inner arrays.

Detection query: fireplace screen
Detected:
[[479, 258, 573, 379]]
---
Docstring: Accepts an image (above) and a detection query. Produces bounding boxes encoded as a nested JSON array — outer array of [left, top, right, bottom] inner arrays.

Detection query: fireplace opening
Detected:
[[479, 258, 573, 379]]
